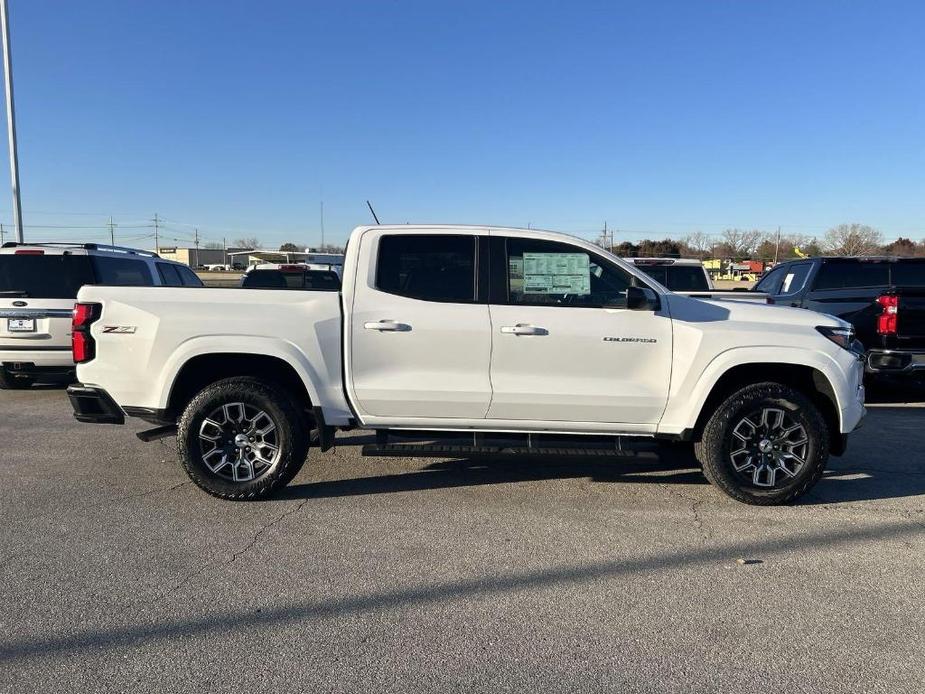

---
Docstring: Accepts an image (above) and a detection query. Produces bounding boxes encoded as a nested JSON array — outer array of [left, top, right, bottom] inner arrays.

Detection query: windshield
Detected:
[[0, 254, 96, 299], [637, 265, 709, 291]]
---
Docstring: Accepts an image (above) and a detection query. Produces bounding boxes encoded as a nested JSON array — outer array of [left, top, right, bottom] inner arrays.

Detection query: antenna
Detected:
[[366, 200, 380, 225]]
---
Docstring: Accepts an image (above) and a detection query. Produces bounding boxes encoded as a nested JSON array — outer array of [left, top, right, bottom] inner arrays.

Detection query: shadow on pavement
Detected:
[[1, 520, 921, 664]]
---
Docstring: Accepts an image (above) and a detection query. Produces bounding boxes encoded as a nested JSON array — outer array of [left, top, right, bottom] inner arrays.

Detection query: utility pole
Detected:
[[152, 213, 160, 253], [773, 225, 781, 264], [320, 200, 325, 250], [222, 237, 227, 268], [0, 222, 5, 245], [107, 215, 116, 246], [193, 227, 199, 268], [1, 0, 23, 242]]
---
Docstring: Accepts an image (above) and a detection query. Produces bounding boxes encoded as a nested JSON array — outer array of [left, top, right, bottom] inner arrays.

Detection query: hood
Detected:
[[665, 293, 848, 330]]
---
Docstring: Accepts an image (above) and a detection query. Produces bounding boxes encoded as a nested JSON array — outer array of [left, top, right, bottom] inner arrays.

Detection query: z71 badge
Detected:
[[102, 326, 137, 334]]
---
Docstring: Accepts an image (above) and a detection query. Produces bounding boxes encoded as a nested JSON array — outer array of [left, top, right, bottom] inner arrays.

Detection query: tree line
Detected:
[[606, 224, 925, 260]]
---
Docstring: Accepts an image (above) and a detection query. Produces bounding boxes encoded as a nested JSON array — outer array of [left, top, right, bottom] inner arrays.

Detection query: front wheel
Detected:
[[177, 377, 309, 500], [694, 382, 829, 505]]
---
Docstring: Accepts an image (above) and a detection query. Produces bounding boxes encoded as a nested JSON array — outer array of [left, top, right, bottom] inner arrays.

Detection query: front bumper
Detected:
[[67, 384, 125, 425], [866, 350, 925, 375]]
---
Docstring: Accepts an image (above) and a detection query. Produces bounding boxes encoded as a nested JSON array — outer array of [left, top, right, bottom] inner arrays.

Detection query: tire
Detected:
[[177, 377, 310, 500], [0, 368, 34, 390], [694, 382, 829, 505]]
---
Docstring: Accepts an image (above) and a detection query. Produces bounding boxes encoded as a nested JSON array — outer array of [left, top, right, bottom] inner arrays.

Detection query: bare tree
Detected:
[[233, 237, 261, 250], [683, 231, 712, 258], [823, 224, 883, 256], [720, 228, 762, 258]]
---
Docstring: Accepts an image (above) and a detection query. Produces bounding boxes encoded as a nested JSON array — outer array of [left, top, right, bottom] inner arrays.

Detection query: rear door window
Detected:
[[91, 257, 153, 286], [376, 234, 476, 303], [156, 263, 183, 286], [814, 262, 890, 290], [0, 254, 95, 299], [176, 265, 204, 286]]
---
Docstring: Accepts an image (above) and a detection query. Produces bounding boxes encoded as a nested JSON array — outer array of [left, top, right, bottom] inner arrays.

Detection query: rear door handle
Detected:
[[500, 324, 548, 336], [364, 319, 411, 332]]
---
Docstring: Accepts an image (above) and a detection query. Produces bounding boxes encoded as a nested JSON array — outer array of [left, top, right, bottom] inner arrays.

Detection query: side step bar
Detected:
[[361, 430, 636, 458]]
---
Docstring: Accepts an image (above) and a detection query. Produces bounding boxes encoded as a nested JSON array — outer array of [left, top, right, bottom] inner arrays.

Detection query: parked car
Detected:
[[0, 242, 202, 389], [240, 266, 341, 290], [67, 225, 864, 505], [755, 257, 925, 379], [626, 258, 768, 302]]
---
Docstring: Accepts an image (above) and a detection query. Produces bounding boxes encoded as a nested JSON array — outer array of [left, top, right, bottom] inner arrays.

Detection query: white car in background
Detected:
[[0, 242, 201, 389]]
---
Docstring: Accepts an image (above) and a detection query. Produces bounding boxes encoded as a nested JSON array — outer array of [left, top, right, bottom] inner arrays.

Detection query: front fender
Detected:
[[657, 345, 861, 436]]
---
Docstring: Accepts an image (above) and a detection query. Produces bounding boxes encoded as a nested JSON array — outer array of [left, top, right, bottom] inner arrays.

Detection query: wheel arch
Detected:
[[166, 353, 315, 421], [689, 362, 842, 454]]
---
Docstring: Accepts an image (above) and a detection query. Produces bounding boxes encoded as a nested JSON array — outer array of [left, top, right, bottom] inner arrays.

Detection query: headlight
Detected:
[[816, 325, 856, 350]]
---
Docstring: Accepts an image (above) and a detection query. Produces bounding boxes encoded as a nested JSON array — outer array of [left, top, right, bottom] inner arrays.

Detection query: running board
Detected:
[[362, 443, 626, 458], [362, 430, 633, 458]]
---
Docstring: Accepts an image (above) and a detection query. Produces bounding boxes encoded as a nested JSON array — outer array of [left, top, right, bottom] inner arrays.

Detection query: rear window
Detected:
[[0, 254, 95, 299], [814, 261, 890, 290], [240, 269, 340, 290], [376, 234, 476, 303], [637, 264, 709, 291], [91, 257, 153, 286], [891, 262, 925, 287]]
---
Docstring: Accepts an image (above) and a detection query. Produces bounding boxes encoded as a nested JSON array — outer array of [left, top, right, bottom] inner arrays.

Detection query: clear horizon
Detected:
[[1, 0, 923, 249]]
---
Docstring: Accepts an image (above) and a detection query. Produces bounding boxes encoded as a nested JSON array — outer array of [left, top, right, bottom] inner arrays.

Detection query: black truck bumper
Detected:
[[67, 384, 126, 425], [866, 350, 925, 375]]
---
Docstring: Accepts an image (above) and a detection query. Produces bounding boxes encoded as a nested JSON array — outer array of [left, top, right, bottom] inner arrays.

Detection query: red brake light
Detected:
[[876, 294, 899, 336], [279, 264, 302, 272], [14, 249, 44, 255], [72, 303, 101, 363]]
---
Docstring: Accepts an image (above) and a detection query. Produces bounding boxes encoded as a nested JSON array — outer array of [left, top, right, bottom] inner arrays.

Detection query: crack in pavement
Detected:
[[125, 497, 312, 609], [89, 481, 191, 509], [661, 485, 710, 545]]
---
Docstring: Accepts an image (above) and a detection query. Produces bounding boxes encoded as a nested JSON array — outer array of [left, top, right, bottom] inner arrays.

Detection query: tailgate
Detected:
[[0, 299, 74, 350], [897, 290, 925, 345]]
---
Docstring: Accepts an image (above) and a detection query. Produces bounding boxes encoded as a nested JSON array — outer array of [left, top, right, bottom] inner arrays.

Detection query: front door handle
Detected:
[[500, 324, 548, 336], [364, 320, 411, 332]]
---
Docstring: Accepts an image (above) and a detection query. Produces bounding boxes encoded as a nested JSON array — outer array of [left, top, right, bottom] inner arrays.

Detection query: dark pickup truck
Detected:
[[755, 257, 925, 378]]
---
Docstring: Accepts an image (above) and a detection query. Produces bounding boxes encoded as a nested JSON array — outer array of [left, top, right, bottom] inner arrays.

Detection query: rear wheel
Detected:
[[177, 377, 309, 500], [694, 382, 829, 505], [0, 368, 34, 390]]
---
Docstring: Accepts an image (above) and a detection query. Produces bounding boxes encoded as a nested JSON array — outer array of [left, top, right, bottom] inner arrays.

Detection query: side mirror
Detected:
[[626, 286, 660, 311]]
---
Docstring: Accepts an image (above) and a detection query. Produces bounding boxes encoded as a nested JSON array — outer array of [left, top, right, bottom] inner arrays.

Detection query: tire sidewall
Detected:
[[177, 378, 307, 500], [700, 383, 829, 504]]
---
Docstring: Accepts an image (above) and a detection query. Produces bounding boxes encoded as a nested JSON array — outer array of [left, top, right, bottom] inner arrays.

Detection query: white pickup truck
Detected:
[[67, 225, 866, 505]]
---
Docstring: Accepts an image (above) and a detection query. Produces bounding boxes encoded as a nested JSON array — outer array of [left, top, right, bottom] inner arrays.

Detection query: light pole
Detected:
[[1, 0, 23, 242]]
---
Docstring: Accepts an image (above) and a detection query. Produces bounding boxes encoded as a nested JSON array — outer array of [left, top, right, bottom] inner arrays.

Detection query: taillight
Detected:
[[876, 295, 899, 336], [72, 303, 101, 363], [14, 249, 44, 255]]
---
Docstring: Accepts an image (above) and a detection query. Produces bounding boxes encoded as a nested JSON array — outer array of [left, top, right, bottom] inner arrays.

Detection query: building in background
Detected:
[[149, 246, 248, 268]]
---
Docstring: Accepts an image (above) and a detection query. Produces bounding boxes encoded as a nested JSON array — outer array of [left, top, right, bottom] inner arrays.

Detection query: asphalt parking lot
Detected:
[[1, 386, 923, 693]]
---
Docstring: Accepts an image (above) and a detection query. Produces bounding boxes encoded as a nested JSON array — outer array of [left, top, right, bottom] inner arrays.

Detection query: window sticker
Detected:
[[520, 252, 591, 295], [781, 272, 795, 293]]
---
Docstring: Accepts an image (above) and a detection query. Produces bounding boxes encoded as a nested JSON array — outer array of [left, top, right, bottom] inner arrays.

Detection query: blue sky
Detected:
[[1, 0, 923, 248]]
